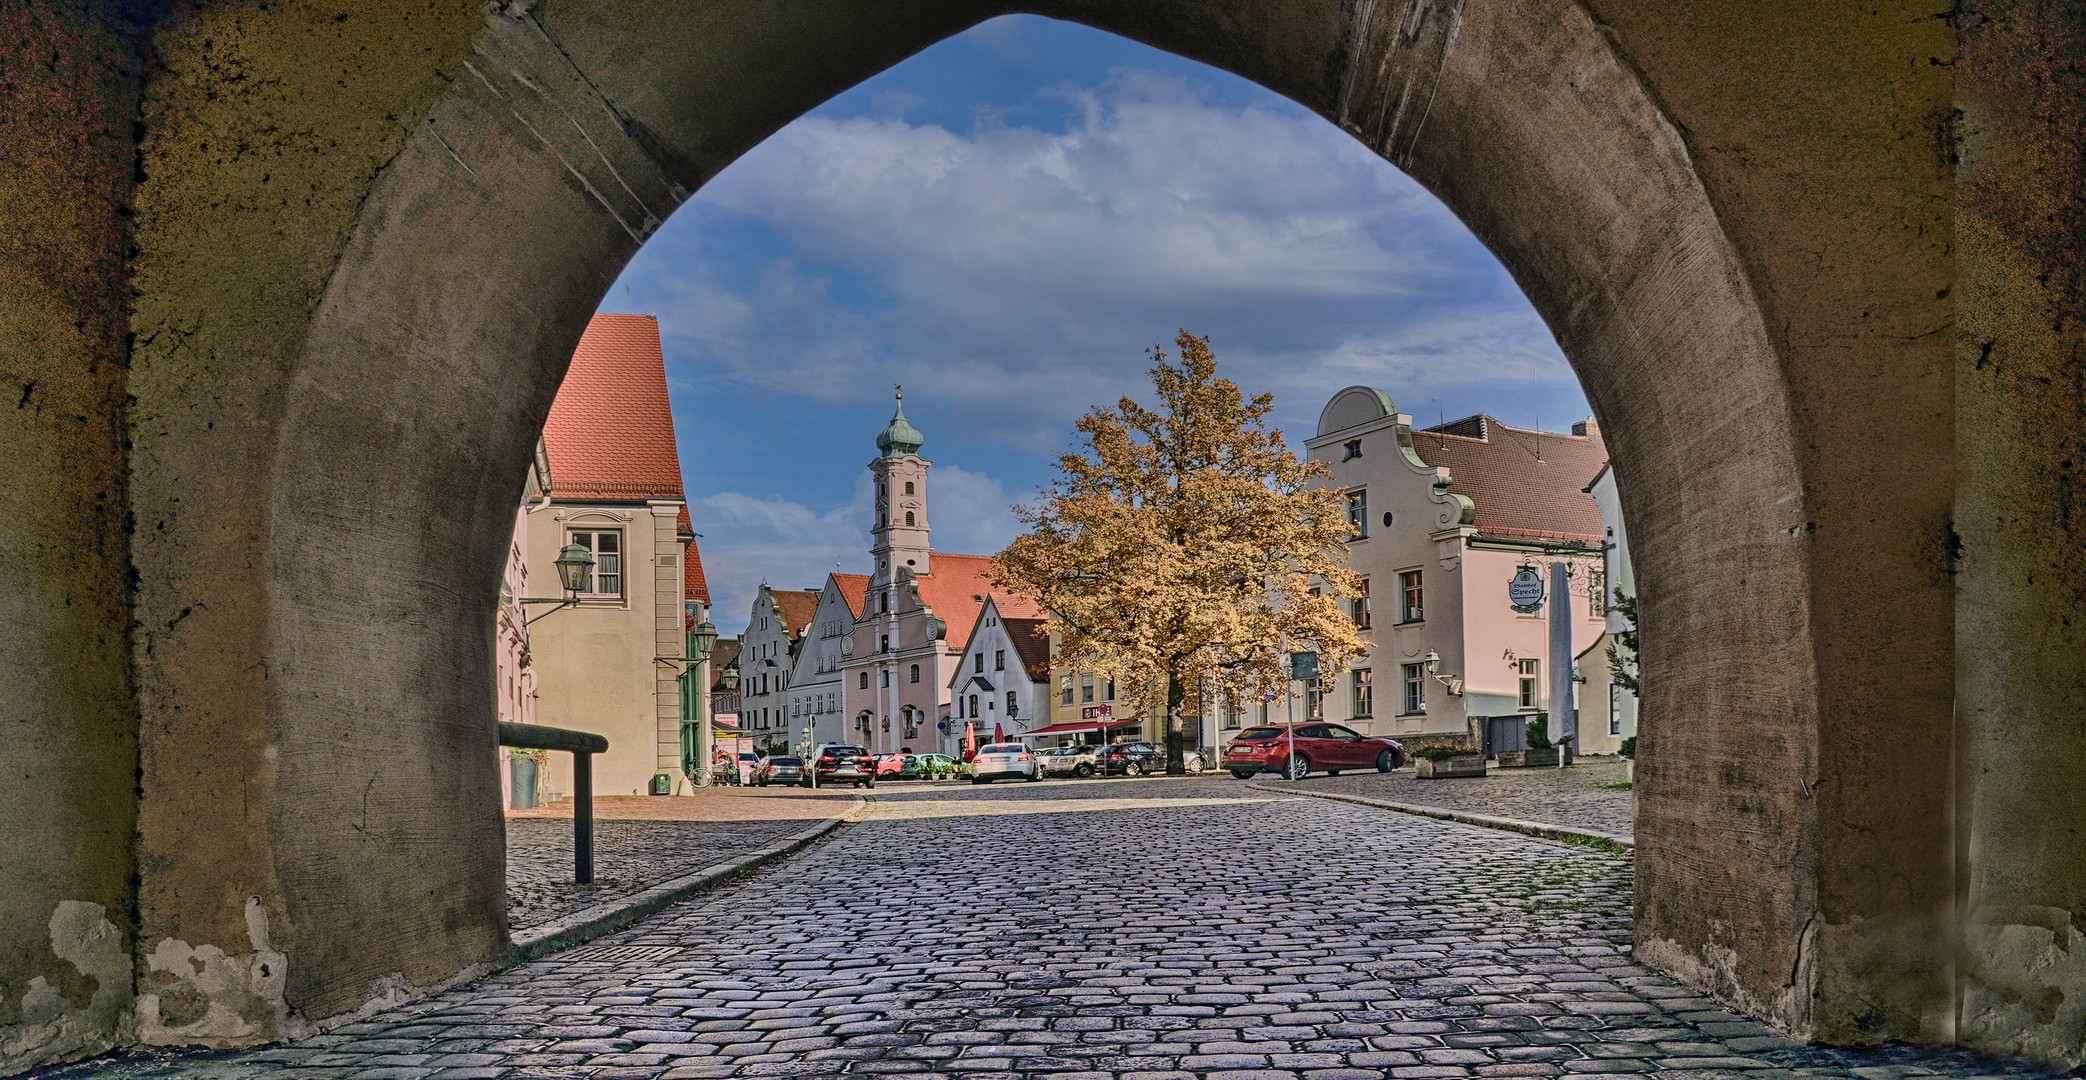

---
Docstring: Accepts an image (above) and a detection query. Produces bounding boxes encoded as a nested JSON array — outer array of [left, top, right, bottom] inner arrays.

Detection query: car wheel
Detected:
[[1027, 770, 1043, 782], [1074, 763, 1093, 778], [1282, 754, 1310, 781], [1124, 762, 1144, 777], [1377, 748, 1399, 772], [1230, 769, 1255, 780], [864, 776, 875, 789]]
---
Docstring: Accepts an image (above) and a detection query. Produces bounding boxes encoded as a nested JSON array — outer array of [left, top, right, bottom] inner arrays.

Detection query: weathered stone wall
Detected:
[[1955, 0, 2086, 1064], [1, 0, 2082, 1073], [0, 2, 144, 1070]]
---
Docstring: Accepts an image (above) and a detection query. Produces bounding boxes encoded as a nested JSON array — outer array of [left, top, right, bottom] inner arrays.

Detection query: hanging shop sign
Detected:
[[1508, 565, 1546, 613]]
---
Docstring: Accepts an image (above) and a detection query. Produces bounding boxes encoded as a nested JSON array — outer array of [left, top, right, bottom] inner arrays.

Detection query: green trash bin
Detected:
[[650, 772, 672, 795]]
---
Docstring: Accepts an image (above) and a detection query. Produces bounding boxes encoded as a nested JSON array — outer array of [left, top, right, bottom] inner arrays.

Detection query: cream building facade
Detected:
[[522, 314, 697, 797]]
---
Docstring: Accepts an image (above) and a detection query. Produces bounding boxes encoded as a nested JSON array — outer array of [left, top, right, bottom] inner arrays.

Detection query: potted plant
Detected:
[[508, 748, 548, 809], [1620, 735, 1636, 782], [1414, 743, 1486, 778], [1498, 715, 1563, 767]]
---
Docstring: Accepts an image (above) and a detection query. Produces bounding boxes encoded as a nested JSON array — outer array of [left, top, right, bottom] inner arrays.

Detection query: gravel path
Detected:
[[49, 777, 2056, 1080]]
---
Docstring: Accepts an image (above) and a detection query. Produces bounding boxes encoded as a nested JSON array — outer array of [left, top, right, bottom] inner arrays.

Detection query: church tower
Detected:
[[870, 389, 930, 585]]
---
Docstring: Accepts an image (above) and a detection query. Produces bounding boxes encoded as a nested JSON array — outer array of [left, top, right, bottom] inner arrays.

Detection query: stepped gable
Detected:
[[542, 313, 684, 501], [833, 573, 871, 618], [1413, 416, 1607, 543], [911, 553, 1042, 653]]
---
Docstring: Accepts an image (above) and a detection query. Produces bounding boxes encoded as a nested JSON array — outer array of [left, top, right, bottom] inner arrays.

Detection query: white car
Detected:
[[970, 743, 1044, 784]]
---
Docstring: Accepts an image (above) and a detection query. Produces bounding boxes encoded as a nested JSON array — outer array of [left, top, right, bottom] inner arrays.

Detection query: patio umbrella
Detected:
[[964, 722, 976, 762], [994, 722, 1005, 743]]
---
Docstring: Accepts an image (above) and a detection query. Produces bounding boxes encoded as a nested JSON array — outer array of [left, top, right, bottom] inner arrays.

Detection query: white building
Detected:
[[1576, 463, 1639, 751], [947, 597, 1052, 742], [737, 584, 820, 750], [785, 572, 870, 752]]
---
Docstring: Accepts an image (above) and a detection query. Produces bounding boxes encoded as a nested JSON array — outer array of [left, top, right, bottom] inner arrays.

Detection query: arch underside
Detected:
[[96, 0, 2043, 1068]]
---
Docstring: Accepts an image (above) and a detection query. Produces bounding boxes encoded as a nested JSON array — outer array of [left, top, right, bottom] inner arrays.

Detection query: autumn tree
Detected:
[[994, 331, 1368, 775]]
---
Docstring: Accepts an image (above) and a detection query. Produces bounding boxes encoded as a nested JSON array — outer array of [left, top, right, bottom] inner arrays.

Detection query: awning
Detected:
[[1020, 718, 1143, 737]]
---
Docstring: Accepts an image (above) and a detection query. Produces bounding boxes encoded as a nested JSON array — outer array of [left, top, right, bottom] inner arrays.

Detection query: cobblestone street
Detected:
[[505, 791, 861, 932], [46, 778, 2052, 1080], [1272, 759, 1635, 840]]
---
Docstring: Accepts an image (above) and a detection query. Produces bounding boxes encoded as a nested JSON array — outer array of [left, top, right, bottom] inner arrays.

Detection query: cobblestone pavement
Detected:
[[507, 791, 859, 931], [1267, 759, 1634, 840], [45, 777, 2053, 1080]]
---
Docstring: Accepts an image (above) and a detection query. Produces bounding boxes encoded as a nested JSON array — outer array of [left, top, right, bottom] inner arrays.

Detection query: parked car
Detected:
[[1222, 723, 1403, 780], [756, 756, 805, 786], [970, 743, 1043, 783], [913, 753, 957, 778], [1095, 742, 1169, 777], [1041, 745, 1100, 778], [808, 744, 878, 788]]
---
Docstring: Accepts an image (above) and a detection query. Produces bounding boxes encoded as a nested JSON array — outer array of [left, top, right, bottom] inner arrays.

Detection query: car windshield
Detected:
[[1237, 727, 1291, 741], [980, 744, 1025, 754]]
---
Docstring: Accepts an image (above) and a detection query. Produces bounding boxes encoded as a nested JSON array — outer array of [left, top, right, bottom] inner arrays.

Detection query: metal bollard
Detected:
[[499, 722, 609, 886]]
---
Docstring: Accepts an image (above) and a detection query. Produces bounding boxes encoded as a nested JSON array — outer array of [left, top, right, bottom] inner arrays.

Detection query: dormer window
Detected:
[[1343, 439, 1363, 460]]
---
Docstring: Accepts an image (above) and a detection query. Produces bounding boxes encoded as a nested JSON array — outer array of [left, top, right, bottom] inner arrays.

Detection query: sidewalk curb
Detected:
[[509, 794, 867, 964], [1246, 782, 1633, 852]]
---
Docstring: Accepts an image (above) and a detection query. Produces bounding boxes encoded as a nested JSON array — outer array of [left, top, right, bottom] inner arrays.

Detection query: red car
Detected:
[[1223, 723, 1403, 780]]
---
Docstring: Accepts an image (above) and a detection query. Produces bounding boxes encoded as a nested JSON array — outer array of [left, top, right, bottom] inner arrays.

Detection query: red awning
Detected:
[[1020, 718, 1143, 737]]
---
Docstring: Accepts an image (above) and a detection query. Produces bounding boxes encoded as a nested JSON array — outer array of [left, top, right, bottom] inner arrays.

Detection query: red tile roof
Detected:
[[833, 573, 871, 619], [1002, 616, 1053, 682], [914, 553, 1043, 654], [542, 314, 685, 502], [772, 589, 822, 643], [678, 508, 710, 605], [1412, 417, 1606, 543]]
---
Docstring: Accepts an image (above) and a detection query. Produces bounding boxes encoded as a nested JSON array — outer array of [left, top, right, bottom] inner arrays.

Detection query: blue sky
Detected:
[[602, 15, 1591, 634]]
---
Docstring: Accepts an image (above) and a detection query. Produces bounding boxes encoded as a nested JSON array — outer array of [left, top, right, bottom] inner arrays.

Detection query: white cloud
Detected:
[[630, 69, 1570, 454]]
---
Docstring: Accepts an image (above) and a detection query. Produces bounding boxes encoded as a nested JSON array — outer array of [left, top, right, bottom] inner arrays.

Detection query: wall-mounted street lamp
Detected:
[[1423, 650, 1465, 696], [521, 543, 596, 626]]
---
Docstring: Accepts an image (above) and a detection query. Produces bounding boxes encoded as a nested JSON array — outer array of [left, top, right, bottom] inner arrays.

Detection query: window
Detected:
[[880, 669, 890, 687], [1609, 683, 1622, 736], [859, 672, 869, 689], [908, 664, 920, 683], [968, 694, 979, 717], [1347, 489, 1367, 537], [994, 649, 1005, 671], [1222, 698, 1242, 729], [1399, 570, 1424, 623], [974, 653, 984, 674], [1103, 678, 1115, 700], [1354, 667, 1375, 717], [1589, 568, 1607, 617], [880, 592, 889, 613], [1343, 439, 1362, 461], [1401, 664, 1425, 714], [1305, 678, 1325, 720], [1518, 658, 1541, 709], [904, 481, 914, 495], [905, 511, 914, 526], [568, 530, 622, 596], [1060, 676, 1073, 706], [1353, 579, 1371, 629], [1080, 673, 1094, 704], [1006, 691, 1017, 715], [880, 634, 890, 653]]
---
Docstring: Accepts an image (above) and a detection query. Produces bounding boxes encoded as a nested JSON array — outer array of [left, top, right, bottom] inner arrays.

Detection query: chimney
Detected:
[[1572, 418, 1602, 444]]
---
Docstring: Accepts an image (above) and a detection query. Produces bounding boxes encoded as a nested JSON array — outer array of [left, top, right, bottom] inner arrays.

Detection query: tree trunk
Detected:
[[1165, 671, 1186, 775]]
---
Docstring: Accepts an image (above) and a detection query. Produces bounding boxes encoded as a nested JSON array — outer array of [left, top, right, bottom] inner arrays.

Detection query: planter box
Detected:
[[509, 756, 540, 810], [1416, 755, 1486, 778], [1497, 747, 1576, 768]]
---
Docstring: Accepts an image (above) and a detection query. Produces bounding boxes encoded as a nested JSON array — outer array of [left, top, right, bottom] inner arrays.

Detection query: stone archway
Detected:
[[3, 0, 2082, 1073]]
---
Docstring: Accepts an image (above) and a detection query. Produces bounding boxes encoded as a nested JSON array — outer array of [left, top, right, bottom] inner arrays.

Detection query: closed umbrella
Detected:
[[964, 722, 976, 762], [994, 722, 1005, 743]]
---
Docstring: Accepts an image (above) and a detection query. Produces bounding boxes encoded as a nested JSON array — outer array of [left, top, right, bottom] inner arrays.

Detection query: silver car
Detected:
[[1041, 745, 1099, 778], [970, 743, 1044, 784]]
